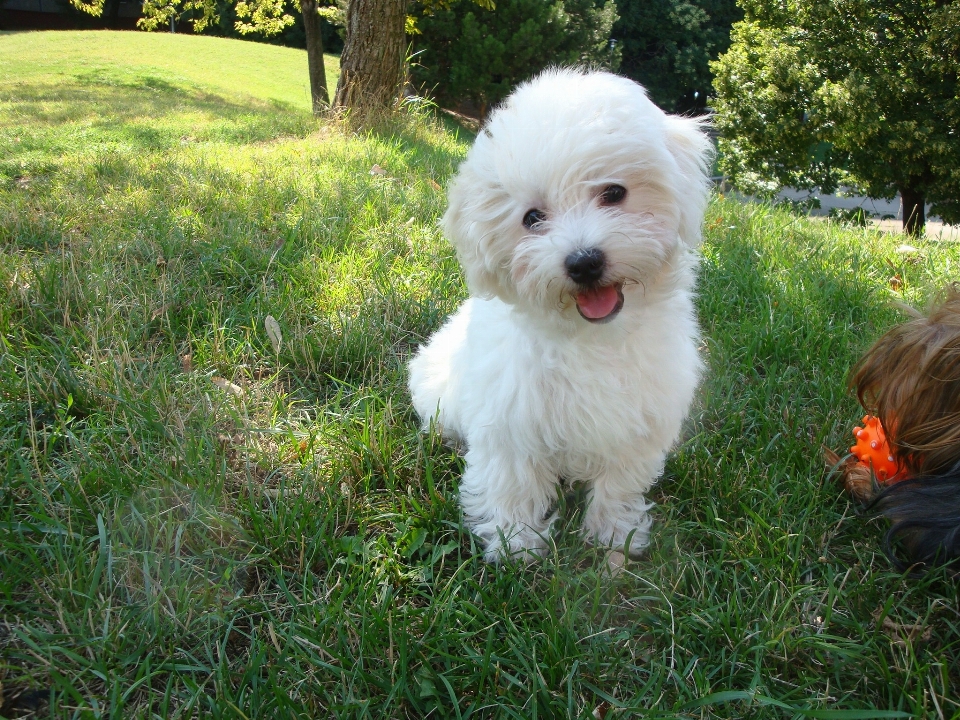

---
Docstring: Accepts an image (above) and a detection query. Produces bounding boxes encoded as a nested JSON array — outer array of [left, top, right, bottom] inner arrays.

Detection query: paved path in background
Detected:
[[774, 187, 958, 240], [869, 219, 960, 241], [777, 187, 905, 218]]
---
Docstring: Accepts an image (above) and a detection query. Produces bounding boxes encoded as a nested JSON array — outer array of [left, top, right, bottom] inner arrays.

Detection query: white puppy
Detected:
[[408, 68, 712, 562]]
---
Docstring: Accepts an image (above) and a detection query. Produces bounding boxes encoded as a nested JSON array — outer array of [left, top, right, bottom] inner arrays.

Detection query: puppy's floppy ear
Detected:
[[441, 175, 502, 299], [663, 115, 714, 247]]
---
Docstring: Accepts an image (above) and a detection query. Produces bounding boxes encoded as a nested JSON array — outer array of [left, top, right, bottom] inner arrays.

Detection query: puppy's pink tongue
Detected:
[[576, 285, 621, 320]]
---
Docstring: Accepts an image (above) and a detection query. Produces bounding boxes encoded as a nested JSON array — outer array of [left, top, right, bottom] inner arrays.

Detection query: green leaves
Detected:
[[614, 0, 742, 113], [412, 0, 620, 112], [234, 0, 297, 35], [137, 0, 222, 32], [712, 0, 960, 230], [67, 0, 107, 16]]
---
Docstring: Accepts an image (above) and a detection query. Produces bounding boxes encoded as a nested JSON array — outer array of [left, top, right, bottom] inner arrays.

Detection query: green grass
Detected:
[[2, 30, 960, 720], [1, 30, 340, 111]]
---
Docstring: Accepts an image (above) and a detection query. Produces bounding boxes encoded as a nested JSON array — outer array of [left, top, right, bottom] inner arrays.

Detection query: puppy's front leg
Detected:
[[458, 436, 558, 563], [582, 459, 661, 557]]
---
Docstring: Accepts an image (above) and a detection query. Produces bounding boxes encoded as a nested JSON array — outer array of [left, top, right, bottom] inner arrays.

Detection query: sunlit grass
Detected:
[[1, 31, 959, 719], [0, 30, 339, 110]]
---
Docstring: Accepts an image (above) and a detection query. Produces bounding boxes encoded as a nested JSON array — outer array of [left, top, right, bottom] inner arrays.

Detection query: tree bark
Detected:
[[334, 0, 408, 117], [300, 0, 330, 113], [900, 186, 925, 237]]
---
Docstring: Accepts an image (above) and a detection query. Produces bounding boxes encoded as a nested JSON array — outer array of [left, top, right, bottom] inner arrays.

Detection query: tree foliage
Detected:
[[67, 0, 107, 17], [132, 0, 294, 38], [412, 0, 619, 116], [233, 0, 296, 35], [712, 0, 960, 233], [613, 0, 741, 113], [136, 0, 220, 31]]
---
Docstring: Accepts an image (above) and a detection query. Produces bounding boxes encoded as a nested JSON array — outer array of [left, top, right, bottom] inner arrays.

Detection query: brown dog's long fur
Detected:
[[840, 286, 960, 569], [851, 287, 960, 477]]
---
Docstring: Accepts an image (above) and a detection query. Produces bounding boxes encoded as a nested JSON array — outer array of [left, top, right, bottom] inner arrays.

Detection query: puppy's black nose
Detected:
[[564, 248, 606, 285]]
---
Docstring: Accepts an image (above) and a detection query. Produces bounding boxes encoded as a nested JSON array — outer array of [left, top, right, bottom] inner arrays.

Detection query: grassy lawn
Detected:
[[1, 30, 340, 112], [2, 30, 959, 719]]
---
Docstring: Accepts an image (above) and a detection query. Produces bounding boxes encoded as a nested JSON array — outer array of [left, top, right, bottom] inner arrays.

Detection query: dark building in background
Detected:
[[0, 0, 142, 30]]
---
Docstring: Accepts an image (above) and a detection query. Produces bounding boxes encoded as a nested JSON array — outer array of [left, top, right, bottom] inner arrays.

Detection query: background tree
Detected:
[[412, 0, 619, 117], [333, 0, 407, 115], [712, 0, 960, 235], [612, 0, 740, 113]]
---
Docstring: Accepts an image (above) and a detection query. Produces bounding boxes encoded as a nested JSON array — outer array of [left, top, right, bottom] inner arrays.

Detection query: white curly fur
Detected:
[[408, 68, 713, 562]]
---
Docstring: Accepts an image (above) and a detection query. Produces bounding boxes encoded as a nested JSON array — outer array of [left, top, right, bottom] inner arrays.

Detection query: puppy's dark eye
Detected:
[[599, 184, 627, 205], [522, 209, 547, 228]]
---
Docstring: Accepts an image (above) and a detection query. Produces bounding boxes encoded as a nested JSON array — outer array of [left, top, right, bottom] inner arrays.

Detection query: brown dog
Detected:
[[832, 287, 960, 569]]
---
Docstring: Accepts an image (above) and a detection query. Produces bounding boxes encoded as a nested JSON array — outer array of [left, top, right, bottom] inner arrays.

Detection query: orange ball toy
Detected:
[[850, 415, 905, 484]]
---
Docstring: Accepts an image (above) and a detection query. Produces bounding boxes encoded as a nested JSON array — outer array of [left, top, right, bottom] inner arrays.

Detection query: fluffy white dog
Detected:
[[408, 68, 713, 562]]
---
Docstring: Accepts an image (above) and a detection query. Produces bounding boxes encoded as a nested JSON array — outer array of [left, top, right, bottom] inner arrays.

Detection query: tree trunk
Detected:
[[900, 186, 925, 237], [334, 0, 407, 117], [300, 0, 329, 114]]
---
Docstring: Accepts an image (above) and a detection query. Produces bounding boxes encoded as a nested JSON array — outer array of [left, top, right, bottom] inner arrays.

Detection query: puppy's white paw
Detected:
[[583, 503, 653, 558], [606, 550, 627, 575], [469, 514, 556, 564], [458, 444, 559, 564]]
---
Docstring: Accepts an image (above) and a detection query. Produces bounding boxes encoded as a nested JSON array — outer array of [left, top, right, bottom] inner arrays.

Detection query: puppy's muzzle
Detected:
[[564, 248, 606, 286], [565, 248, 624, 323]]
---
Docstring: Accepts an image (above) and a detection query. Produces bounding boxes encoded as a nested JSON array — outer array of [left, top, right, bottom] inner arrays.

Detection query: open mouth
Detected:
[[575, 283, 624, 323]]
